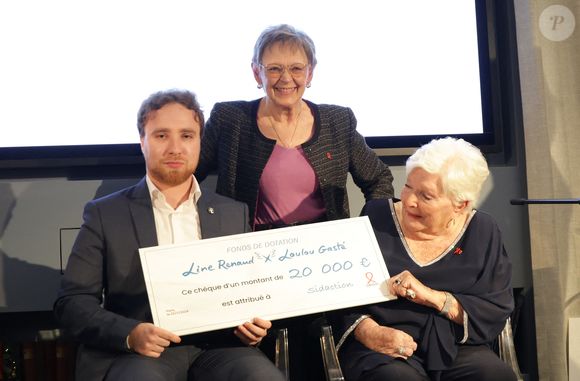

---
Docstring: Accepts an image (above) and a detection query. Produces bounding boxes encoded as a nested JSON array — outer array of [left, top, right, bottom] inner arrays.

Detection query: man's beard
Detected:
[[148, 163, 192, 187]]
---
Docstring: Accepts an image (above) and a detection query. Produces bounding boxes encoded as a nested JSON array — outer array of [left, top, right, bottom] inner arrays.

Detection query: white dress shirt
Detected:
[[145, 175, 202, 245]]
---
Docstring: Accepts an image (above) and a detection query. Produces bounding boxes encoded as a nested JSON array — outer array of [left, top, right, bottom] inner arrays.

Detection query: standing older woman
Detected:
[[195, 24, 393, 229], [331, 138, 516, 381]]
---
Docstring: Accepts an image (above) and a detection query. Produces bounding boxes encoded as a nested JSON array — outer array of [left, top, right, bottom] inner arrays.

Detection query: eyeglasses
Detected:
[[259, 63, 309, 79]]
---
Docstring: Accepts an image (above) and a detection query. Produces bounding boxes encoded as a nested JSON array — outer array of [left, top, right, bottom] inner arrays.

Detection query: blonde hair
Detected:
[[406, 137, 489, 209]]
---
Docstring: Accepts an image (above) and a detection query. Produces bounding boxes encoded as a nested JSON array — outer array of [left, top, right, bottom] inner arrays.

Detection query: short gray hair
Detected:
[[252, 24, 317, 67], [406, 137, 489, 209]]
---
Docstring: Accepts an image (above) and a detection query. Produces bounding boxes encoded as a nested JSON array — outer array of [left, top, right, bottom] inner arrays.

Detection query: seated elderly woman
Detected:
[[331, 137, 517, 381]]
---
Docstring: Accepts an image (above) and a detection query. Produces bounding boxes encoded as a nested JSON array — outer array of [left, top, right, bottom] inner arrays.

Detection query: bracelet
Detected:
[[439, 291, 453, 318], [336, 314, 370, 352], [125, 335, 132, 352]]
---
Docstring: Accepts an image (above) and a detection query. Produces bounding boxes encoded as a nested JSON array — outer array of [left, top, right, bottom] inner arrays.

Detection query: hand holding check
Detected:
[[139, 217, 395, 335]]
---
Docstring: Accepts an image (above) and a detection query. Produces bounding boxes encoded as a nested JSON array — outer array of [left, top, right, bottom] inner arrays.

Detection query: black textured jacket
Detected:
[[196, 99, 394, 223]]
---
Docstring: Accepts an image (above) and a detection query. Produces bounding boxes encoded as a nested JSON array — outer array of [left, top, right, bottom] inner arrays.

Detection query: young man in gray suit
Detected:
[[54, 90, 286, 381]]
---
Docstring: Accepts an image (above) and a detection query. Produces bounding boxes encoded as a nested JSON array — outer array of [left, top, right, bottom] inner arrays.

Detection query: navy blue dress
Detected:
[[332, 199, 514, 379]]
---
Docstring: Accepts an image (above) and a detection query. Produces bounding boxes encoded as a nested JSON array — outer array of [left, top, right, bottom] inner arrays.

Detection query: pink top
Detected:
[[254, 145, 326, 225]]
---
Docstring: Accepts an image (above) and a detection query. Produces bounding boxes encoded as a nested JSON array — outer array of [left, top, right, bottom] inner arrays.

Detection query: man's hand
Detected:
[[127, 323, 181, 358], [234, 317, 271, 346]]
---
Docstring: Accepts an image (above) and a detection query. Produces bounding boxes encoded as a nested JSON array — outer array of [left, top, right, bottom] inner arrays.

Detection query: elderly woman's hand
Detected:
[[354, 317, 417, 359], [388, 270, 464, 323], [388, 270, 437, 307]]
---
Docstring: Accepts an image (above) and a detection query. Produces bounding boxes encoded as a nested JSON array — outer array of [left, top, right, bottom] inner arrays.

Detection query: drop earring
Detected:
[[257, 84, 263, 89]]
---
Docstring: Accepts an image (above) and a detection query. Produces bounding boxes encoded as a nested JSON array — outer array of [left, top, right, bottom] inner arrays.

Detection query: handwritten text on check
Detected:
[[139, 216, 394, 336]]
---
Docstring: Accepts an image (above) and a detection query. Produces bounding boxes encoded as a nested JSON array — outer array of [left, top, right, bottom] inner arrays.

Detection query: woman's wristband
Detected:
[[439, 291, 453, 318], [125, 335, 133, 352]]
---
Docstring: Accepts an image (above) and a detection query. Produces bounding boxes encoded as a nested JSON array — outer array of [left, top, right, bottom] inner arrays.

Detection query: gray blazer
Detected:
[[54, 177, 249, 380]]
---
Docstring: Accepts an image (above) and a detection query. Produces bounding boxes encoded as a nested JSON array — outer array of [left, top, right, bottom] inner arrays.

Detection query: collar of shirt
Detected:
[[145, 175, 203, 244], [145, 175, 202, 209]]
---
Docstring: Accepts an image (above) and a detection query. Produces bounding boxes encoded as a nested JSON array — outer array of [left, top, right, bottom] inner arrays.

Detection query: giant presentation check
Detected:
[[139, 216, 394, 335]]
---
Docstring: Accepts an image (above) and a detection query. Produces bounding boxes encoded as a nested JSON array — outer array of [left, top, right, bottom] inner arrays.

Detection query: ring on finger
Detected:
[[397, 346, 405, 355], [394, 278, 402, 286], [405, 289, 416, 299]]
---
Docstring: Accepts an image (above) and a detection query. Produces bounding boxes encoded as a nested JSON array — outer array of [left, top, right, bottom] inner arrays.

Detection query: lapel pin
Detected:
[[207, 207, 215, 215]]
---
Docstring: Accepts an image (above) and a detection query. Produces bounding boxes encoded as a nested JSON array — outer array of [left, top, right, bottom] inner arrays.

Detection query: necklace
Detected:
[[268, 104, 303, 148]]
